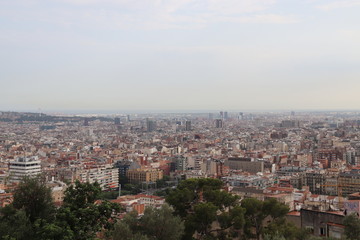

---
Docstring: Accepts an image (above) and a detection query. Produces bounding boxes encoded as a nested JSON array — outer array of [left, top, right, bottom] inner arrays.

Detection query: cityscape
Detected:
[[2, 110, 360, 239]]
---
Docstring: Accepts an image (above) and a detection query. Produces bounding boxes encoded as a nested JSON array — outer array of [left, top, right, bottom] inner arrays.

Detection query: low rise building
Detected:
[[126, 168, 163, 183], [226, 157, 264, 174], [111, 194, 165, 214], [301, 209, 344, 239], [79, 165, 119, 190]]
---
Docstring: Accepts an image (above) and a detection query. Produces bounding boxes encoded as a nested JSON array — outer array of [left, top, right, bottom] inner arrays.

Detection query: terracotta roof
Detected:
[[287, 211, 301, 216], [327, 211, 345, 216], [327, 222, 345, 228]]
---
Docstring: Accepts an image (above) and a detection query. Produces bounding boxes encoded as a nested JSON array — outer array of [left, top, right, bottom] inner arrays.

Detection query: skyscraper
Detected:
[[146, 119, 156, 132], [114, 117, 121, 125], [215, 119, 223, 128], [185, 121, 191, 131], [83, 118, 89, 126], [224, 111, 228, 120]]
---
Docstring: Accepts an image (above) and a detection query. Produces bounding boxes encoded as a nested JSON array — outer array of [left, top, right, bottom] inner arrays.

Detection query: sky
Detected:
[[1, 0, 360, 113]]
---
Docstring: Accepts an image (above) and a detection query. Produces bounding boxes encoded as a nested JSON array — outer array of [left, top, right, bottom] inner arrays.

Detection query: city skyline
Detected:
[[1, 0, 360, 112]]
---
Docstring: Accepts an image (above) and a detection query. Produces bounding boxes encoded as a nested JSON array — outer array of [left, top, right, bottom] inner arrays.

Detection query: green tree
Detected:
[[12, 176, 55, 223], [33, 220, 74, 240], [166, 178, 244, 240], [0, 177, 69, 240], [113, 204, 184, 240], [263, 232, 286, 240], [264, 218, 303, 240], [0, 177, 59, 240], [241, 198, 290, 240], [343, 213, 360, 240], [113, 220, 149, 240], [186, 202, 218, 238], [123, 183, 142, 195], [0, 205, 33, 240], [56, 180, 121, 240], [156, 175, 171, 188], [1, 178, 121, 240], [99, 190, 119, 200], [139, 204, 184, 240]]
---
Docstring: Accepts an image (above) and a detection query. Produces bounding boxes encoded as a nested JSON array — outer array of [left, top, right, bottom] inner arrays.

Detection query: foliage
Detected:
[[241, 198, 290, 240], [123, 183, 142, 195], [0, 178, 121, 240], [0, 177, 313, 240], [113, 221, 149, 240], [100, 190, 119, 200], [0, 206, 33, 240], [166, 178, 244, 240], [156, 175, 171, 188], [12, 177, 55, 223], [263, 232, 286, 240], [119, 175, 129, 185], [154, 188, 170, 197], [343, 213, 360, 240], [113, 204, 184, 240], [264, 217, 301, 240], [56, 180, 121, 240], [140, 204, 184, 240]]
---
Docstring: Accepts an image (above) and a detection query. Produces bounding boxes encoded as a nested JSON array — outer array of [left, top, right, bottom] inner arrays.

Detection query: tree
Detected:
[[32, 220, 74, 240], [139, 204, 184, 240], [241, 198, 290, 240], [0, 205, 33, 240], [264, 218, 303, 240], [1, 178, 121, 240], [12, 176, 55, 223], [113, 204, 184, 240], [113, 221, 149, 240], [166, 178, 244, 239], [0, 177, 58, 240], [56, 180, 121, 240], [0, 177, 69, 240], [263, 232, 286, 240], [343, 213, 360, 240], [99, 190, 119, 200]]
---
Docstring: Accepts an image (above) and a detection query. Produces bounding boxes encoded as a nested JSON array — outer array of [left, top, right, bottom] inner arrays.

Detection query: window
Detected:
[[320, 227, 326, 236]]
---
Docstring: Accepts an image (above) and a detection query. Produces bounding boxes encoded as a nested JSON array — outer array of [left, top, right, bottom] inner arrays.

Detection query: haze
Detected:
[[1, 0, 360, 113]]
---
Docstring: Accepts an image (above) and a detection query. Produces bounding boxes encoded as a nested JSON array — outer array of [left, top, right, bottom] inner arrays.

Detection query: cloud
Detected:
[[0, 0, 297, 30], [317, 0, 360, 11], [218, 14, 299, 24]]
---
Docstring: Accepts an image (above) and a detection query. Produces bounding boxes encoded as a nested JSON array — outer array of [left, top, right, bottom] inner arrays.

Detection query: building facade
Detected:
[[9, 156, 42, 182]]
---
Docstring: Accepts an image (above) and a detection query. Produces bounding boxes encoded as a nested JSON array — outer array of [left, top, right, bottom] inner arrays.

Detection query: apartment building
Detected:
[[79, 165, 119, 190], [9, 156, 42, 182], [126, 168, 163, 183]]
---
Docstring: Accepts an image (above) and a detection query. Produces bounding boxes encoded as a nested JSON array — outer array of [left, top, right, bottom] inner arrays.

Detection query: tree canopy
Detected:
[[113, 204, 184, 240], [0, 178, 121, 240], [343, 213, 360, 240], [12, 177, 55, 223], [241, 197, 291, 240], [166, 178, 244, 240], [56, 181, 121, 240]]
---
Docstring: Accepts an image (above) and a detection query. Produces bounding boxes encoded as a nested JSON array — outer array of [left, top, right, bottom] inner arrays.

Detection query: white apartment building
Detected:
[[79, 164, 119, 190], [9, 156, 42, 182]]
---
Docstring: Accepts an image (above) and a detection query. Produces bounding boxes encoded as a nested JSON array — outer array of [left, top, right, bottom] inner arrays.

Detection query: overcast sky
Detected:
[[1, 0, 360, 113]]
